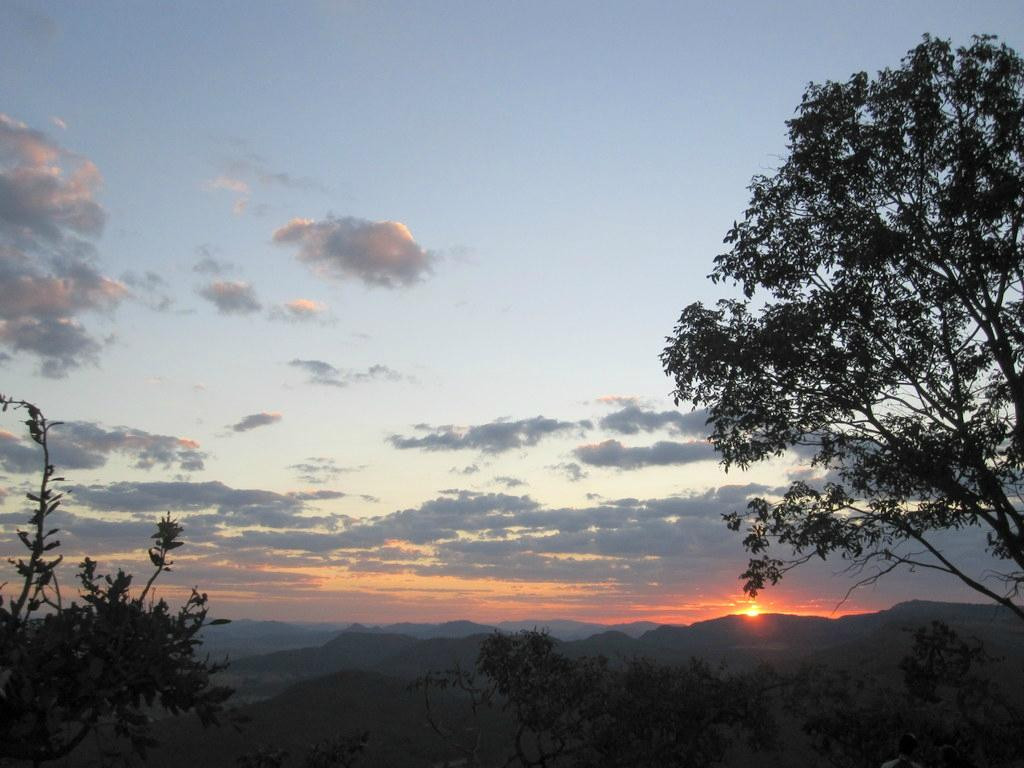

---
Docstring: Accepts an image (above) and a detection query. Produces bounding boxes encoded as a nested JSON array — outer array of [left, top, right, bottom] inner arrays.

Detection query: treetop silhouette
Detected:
[[662, 35, 1024, 620]]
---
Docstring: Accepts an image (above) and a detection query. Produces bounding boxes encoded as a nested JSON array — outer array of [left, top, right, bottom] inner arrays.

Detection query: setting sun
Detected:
[[745, 606, 761, 617]]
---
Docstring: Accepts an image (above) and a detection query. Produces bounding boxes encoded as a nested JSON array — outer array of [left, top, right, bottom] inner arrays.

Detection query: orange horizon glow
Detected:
[[0, 552, 892, 627]]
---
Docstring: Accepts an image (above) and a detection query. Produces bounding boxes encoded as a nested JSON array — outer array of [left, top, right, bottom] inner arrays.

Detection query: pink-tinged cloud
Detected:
[[206, 175, 250, 215], [596, 395, 642, 406], [0, 114, 105, 243], [207, 175, 249, 194], [197, 280, 262, 315], [286, 298, 323, 315], [270, 298, 327, 323], [0, 250, 124, 318], [0, 114, 59, 167], [0, 114, 121, 376], [273, 215, 434, 288]]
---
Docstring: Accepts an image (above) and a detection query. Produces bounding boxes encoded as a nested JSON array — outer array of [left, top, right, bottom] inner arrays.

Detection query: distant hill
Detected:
[[219, 631, 419, 701], [348, 619, 498, 639], [199, 618, 349, 659], [208, 599, 1024, 701], [496, 619, 661, 639], [200, 617, 667, 658], [52, 599, 1024, 768]]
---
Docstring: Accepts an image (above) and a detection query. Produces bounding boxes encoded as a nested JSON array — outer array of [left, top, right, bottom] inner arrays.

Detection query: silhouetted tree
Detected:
[[789, 622, 1023, 767], [661, 35, 1024, 619], [0, 396, 232, 766], [417, 630, 775, 767]]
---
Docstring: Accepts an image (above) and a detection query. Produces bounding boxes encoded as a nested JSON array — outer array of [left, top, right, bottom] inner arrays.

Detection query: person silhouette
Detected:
[[880, 733, 923, 768]]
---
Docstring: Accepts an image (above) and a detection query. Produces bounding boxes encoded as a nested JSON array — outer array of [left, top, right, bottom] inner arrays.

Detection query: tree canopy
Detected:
[[417, 630, 774, 768], [661, 35, 1024, 619]]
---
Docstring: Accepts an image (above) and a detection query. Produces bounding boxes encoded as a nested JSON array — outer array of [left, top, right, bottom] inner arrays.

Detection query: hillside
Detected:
[[212, 599, 1024, 702], [44, 600, 1024, 768]]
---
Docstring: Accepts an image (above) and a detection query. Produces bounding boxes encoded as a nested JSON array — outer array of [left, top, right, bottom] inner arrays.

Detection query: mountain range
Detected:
[[209, 599, 1024, 702], [55, 600, 1023, 768]]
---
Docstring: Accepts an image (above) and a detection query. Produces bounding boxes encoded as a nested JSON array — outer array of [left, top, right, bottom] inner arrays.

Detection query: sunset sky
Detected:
[[2, 2, 1022, 625]]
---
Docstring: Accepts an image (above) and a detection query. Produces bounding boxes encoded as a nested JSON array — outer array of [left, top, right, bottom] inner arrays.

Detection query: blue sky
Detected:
[[1, 2, 1022, 623]]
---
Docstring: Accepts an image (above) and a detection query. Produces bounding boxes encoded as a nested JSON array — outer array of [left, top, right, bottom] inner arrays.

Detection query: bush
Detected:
[[0, 395, 232, 766]]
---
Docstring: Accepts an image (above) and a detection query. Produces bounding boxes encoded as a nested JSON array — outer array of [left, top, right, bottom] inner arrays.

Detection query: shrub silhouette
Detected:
[[0, 395, 232, 766]]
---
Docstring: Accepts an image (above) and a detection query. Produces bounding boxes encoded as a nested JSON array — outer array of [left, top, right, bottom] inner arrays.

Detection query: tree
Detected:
[[661, 35, 1024, 619], [416, 630, 775, 767], [787, 622, 1023, 767], [0, 395, 233, 766]]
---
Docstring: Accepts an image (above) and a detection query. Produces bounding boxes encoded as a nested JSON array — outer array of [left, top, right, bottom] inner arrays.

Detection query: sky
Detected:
[[1, 1, 1022, 625]]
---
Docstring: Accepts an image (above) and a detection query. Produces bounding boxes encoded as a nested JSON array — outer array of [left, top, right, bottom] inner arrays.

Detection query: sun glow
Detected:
[[744, 606, 760, 617]]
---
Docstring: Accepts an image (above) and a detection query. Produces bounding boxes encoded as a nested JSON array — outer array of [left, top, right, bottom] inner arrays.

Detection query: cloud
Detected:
[[0, 115, 124, 376], [208, 176, 249, 194], [0, 314, 105, 378], [197, 280, 261, 314], [0, 249, 121, 318], [222, 146, 327, 193], [316, 488, 756, 583], [573, 439, 716, 469], [290, 489, 347, 501], [269, 298, 327, 323], [349, 364, 404, 384], [289, 357, 339, 384], [0, 421, 206, 473], [288, 456, 359, 484], [18, 479, 789, 598], [121, 269, 173, 311], [273, 215, 435, 288], [192, 248, 234, 275], [595, 395, 643, 406], [0, 427, 37, 472], [599, 405, 709, 436], [67, 480, 342, 531], [205, 175, 250, 214], [0, 114, 104, 244], [336, 490, 541, 547], [550, 461, 587, 481], [289, 358, 406, 388], [390, 416, 591, 454], [230, 412, 282, 433], [494, 475, 526, 488]]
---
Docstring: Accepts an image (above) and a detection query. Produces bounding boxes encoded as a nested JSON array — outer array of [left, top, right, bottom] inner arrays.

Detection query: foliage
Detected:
[[416, 630, 775, 768], [788, 622, 1024, 767], [236, 732, 368, 768], [236, 746, 289, 768], [661, 35, 1024, 618], [0, 395, 233, 766]]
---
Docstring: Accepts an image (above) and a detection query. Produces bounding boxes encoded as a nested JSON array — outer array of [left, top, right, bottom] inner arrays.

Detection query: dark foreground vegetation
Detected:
[[4, 397, 1023, 768], [13, 602, 1023, 768], [0, 397, 231, 768]]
